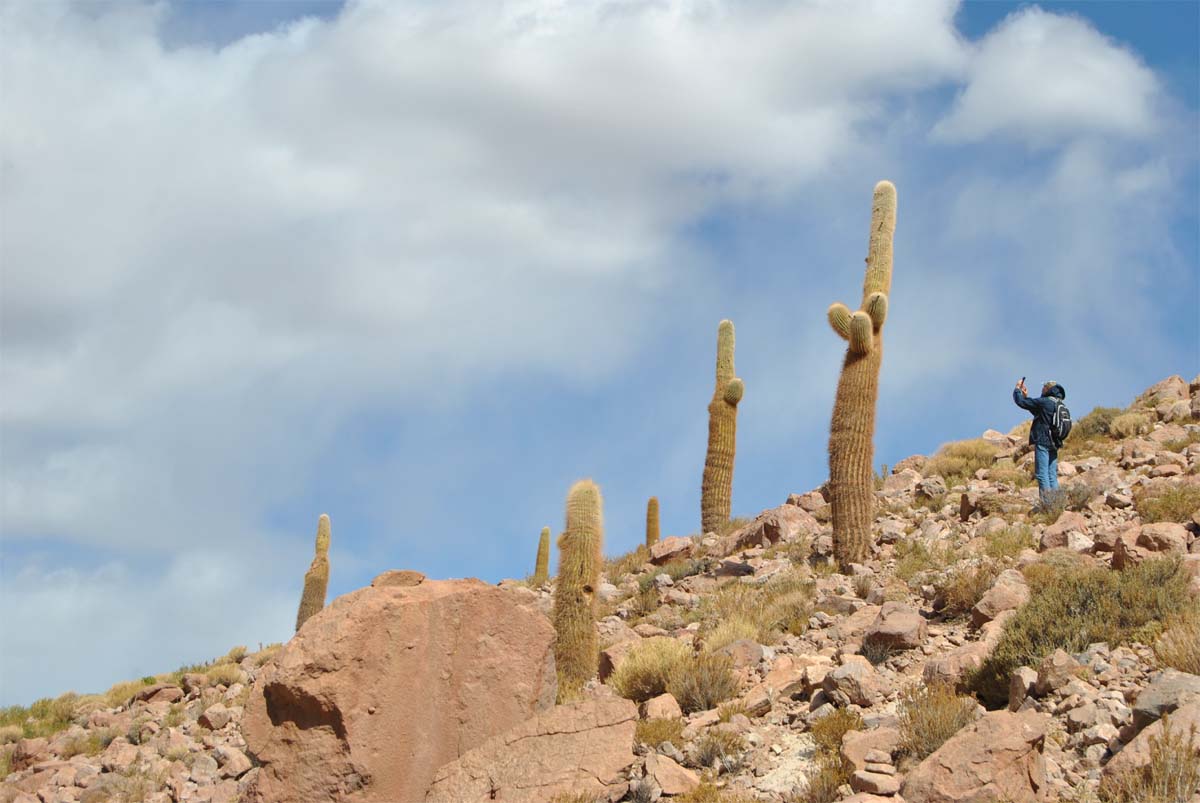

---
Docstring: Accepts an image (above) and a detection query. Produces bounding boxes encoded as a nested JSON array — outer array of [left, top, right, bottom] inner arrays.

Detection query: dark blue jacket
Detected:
[[1014, 384, 1066, 448]]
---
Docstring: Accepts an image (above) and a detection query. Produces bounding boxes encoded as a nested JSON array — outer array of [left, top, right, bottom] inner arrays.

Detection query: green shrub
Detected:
[[970, 557, 1196, 707], [1135, 485, 1200, 524], [936, 561, 1001, 619], [895, 540, 958, 584], [810, 708, 863, 754], [897, 683, 977, 762], [983, 525, 1035, 560], [609, 638, 691, 702], [667, 652, 738, 714]]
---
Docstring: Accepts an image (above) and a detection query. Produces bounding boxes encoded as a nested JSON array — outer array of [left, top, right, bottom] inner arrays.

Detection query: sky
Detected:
[[0, 0, 1197, 706]]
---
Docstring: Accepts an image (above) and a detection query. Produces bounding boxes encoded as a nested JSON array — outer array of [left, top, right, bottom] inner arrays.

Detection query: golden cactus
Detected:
[[827, 181, 897, 570], [552, 479, 604, 701], [295, 513, 331, 632], [645, 497, 660, 548], [701, 320, 744, 534], [532, 526, 551, 586]]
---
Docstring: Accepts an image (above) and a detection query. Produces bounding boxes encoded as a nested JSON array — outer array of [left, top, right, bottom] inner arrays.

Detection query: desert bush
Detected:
[[693, 729, 746, 773], [810, 708, 863, 754], [796, 752, 849, 803], [204, 663, 245, 687], [984, 525, 1035, 560], [635, 717, 685, 749], [106, 679, 148, 709], [549, 793, 598, 803], [1099, 715, 1200, 803], [717, 700, 747, 723], [1135, 485, 1200, 524], [1155, 611, 1200, 675], [703, 618, 760, 653], [1162, 432, 1200, 453], [0, 693, 81, 738], [897, 683, 978, 762], [676, 783, 758, 803], [936, 561, 1001, 619], [609, 638, 691, 702], [764, 590, 814, 637], [986, 462, 1036, 488], [853, 574, 873, 600], [0, 726, 21, 745], [695, 570, 814, 648], [61, 727, 117, 759], [219, 646, 248, 664], [667, 652, 738, 714], [924, 439, 1000, 487], [970, 557, 1195, 707], [605, 545, 649, 585], [0, 748, 10, 782], [630, 584, 660, 618], [1074, 406, 1125, 440], [762, 536, 812, 566], [895, 540, 958, 584], [1110, 412, 1153, 439], [661, 558, 707, 583]]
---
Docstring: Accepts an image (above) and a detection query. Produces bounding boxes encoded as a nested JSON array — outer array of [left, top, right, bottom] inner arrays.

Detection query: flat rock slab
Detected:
[[425, 698, 637, 803]]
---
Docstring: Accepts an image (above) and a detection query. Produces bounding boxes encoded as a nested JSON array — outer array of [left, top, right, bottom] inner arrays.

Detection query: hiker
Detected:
[[1013, 378, 1068, 509]]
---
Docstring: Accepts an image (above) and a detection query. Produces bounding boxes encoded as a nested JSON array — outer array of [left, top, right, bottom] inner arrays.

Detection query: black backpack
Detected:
[[1050, 399, 1072, 446]]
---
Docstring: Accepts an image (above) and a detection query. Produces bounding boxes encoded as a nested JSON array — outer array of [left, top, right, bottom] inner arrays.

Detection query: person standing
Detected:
[[1013, 378, 1067, 510]]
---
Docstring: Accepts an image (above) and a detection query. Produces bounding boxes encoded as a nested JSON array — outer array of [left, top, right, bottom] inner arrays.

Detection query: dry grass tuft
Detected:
[[1110, 412, 1153, 439], [676, 783, 759, 803], [635, 717, 685, 749], [897, 683, 978, 763], [609, 638, 691, 702], [605, 545, 650, 585], [667, 652, 738, 714], [983, 525, 1035, 560], [1100, 714, 1200, 803], [1154, 611, 1200, 675], [936, 561, 1001, 619], [810, 708, 863, 754], [924, 439, 1000, 487], [1135, 485, 1200, 524], [693, 729, 747, 773]]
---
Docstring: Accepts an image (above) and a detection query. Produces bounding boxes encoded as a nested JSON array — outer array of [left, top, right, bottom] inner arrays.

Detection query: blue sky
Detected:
[[1, 0, 1196, 705]]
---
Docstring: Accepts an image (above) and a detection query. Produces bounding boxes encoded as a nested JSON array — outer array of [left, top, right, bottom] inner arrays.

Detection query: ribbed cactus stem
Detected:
[[532, 526, 551, 586], [552, 479, 604, 701], [701, 319, 743, 534], [645, 497, 660, 548], [828, 181, 897, 571], [295, 514, 331, 632]]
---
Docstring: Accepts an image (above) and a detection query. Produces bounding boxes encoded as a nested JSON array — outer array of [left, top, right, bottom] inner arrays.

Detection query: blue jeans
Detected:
[[1034, 444, 1060, 507]]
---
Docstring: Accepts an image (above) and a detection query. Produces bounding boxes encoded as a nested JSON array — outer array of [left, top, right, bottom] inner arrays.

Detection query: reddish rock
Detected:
[[650, 536, 694, 565], [243, 578, 556, 803], [901, 710, 1049, 803], [1039, 511, 1088, 551], [642, 693, 683, 720], [133, 683, 183, 704], [716, 505, 818, 555], [923, 611, 1014, 690], [971, 570, 1029, 628], [370, 569, 426, 587], [1035, 649, 1082, 696], [841, 728, 900, 773], [864, 601, 927, 651], [644, 753, 700, 796], [425, 698, 637, 803], [199, 703, 232, 730]]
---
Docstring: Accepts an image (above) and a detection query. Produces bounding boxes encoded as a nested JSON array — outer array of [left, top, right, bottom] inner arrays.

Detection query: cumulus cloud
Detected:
[[936, 7, 1161, 145]]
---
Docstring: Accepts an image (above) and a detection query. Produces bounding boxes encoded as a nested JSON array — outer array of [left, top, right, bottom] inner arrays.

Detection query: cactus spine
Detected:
[[645, 497, 660, 548], [552, 479, 604, 701], [532, 526, 551, 586], [701, 320, 744, 534], [295, 513, 331, 632], [826, 181, 897, 570]]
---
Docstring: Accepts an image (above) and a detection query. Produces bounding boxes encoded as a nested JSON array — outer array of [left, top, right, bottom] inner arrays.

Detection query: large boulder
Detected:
[[863, 602, 927, 652], [1131, 669, 1200, 733], [716, 505, 819, 555], [901, 710, 1050, 803], [425, 698, 637, 803], [243, 577, 557, 803], [1101, 701, 1200, 795], [971, 570, 1029, 628]]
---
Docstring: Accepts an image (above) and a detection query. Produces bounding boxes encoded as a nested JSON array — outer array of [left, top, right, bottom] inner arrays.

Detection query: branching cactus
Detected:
[[645, 497, 660, 548], [532, 526, 551, 586], [827, 181, 897, 570], [701, 320, 744, 534], [295, 513, 331, 632], [552, 479, 604, 701]]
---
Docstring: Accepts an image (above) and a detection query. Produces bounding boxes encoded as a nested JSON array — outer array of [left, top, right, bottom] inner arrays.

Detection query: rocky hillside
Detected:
[[3, 374, 1199, 803]]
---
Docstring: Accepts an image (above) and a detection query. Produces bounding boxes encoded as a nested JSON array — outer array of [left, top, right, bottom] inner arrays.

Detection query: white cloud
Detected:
[[936, 7, 1161, 145]]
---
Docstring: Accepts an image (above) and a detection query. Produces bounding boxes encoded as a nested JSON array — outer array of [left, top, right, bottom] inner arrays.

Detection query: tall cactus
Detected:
[[701, 320, 744, 534], [532, 526, 551, 586], [826, 181, 897, 570], [552, 479, 604, 701], [295, 513, 331, 632], [645, 497, 660, 548]]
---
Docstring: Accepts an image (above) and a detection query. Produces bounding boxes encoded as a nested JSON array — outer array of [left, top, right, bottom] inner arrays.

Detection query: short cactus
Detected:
[[552, 479, 604, 701], [295, 513, 331, 632], [827, 181, 897, 570], [645, 497, 660, 548], [701, 320, 744, 534], [532, 526, 551, 586]]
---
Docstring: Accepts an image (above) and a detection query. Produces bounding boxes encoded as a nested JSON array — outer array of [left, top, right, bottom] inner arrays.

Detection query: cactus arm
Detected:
[[865, 292, 888, 331], [645, 497, 660, 548], [532, 526, 551, 586], [861, 180, 897, 301], [552, 480, 604, 702], [828, 303, 853, 340], [723, 377, 744, 406], [848, 312, 874, 355], [715, 319, 736, 385], [295, 514, 332, 632]]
